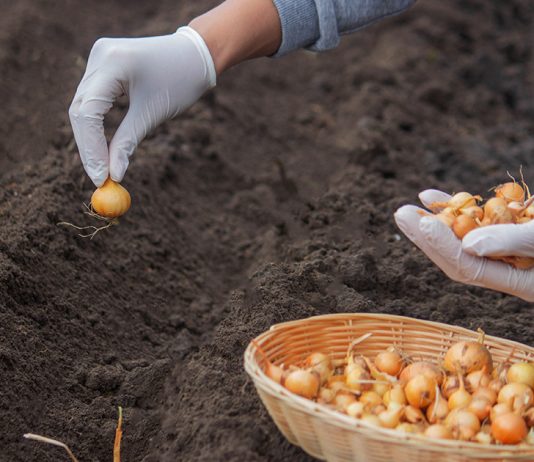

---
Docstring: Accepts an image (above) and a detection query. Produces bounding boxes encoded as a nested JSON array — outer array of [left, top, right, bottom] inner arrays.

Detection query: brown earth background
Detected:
[[1, 0, 533, 461]]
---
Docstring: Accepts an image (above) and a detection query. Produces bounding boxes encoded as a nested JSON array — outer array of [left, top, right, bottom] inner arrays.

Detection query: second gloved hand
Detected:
[[395, 189, 534, 302], [69, 26, 216, 187]]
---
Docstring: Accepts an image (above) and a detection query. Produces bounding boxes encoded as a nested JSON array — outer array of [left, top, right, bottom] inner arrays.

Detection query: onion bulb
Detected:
[[443, 340, 493, 375], [524, 204, 534, 219], [346, 355, 369, 374], [346, 401, 366, 418], [523, 407, 534, 428], [442, 374, 460, 399], [507, 363, 534, 389], [424, 424, 453, 439], [448, 375, 472, 410], [452, 215, 478, 239], [360, 414, 381, 427], [506, 256, 534, 270], [371, 404, 387, 416], [383, 385, 407, 407], [488, 378, 504, 394], [404, 405, 425, 424], [333, 391, 357, 411], [491, 403, 512, 422], [318, 387, 335, 404], [445, 409, 481, 441], [91, 178, 131, 218], [305, 352, 333, 384], [426, 386, 449, 423], [436, 212, 455, 227], [483, 197, 514, 224], [460, 206, 484, 220], [491, 413, 528, 444], [498, 383, 534, 410], [400, 361, 443, 386], [284, 369, 320, 399], [495, 182, 525, 204], [405, 375, 437, 409], [474, 428, 493, 445], [346, 367, 372, 392], [468, 397, 492, 421], [466, 368, 491, 392], [375, 350, 404, 377], [472, 387, 497, 405], [372, 381, 390, 397], [359, 391, 382, 407], [265, 362, 284, 384], [507, 201, 525, 217], [447, 192, 479, 210], [378, 406, 404, 428]]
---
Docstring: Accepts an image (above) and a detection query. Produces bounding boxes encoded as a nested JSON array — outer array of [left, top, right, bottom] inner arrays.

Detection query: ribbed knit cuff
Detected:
[[272, 0, 320, 57]]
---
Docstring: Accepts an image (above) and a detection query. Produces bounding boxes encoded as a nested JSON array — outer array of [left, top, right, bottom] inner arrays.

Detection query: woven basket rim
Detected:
[[244, 312, 534, 457]]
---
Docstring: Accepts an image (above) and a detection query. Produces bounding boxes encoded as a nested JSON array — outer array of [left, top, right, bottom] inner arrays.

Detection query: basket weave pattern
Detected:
[[244, 313, 534, 462]]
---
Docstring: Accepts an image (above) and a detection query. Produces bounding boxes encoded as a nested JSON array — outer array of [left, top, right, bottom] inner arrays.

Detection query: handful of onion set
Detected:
[[427, 181, 534, 270], [257, 333, 534, 446]]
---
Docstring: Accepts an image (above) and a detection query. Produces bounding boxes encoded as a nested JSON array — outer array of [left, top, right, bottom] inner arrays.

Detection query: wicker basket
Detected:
[[244, 313, 534, 462]]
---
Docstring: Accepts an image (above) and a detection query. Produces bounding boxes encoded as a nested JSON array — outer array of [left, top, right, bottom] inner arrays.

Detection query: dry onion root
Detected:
[[262, 331, 534, 446], [58, 178, 131, 239], [24, 406, 124, 461], [426, 174, 534, 270]]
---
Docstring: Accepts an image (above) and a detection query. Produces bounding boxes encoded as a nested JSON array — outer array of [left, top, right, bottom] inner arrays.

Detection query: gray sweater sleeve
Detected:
[[272, 0, 416, 57]]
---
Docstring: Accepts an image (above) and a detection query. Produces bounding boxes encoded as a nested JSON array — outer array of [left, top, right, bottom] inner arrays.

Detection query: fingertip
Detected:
[[419, 189, 451, 210], [91, 172, 108, 188], [109, 152, 128, 183], [394, 205, 422, 229], [109, 169, 125, 183], [85, 158, 108, 188]]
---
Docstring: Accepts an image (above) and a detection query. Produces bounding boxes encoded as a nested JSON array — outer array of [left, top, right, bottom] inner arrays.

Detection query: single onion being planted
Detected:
[[91, 178, 132, 218], [58, 177, 132, 238]]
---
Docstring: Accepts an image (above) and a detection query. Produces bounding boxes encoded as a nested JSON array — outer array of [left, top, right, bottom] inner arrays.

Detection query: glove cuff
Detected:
[[176, 26, 217, 88]]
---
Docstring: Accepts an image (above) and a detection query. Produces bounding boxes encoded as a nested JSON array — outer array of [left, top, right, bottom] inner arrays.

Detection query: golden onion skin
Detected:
[[443, 341, 493, 375], [91, 178, 131, 218]]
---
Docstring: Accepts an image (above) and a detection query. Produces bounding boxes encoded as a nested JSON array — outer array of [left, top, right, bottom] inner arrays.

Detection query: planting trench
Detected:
[[0, 0, 533, 461]]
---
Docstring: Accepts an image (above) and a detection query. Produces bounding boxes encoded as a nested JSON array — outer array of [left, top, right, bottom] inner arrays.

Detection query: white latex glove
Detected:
[[395, 189, 534, 302], [69, 26, 216, 187]]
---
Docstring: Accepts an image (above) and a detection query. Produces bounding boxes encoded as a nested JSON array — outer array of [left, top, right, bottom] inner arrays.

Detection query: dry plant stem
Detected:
[[57, 203, 119, 239], [114, 406, 123, 462], [519, 166, 531, 200], [430, 384, 440, 422], [477, 328, 486, 345], [23, 434, 79, 462], [346, 333, 373, 360]]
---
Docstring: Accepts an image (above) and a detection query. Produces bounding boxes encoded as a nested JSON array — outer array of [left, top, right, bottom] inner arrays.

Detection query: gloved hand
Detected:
[[69, 26, 216, 187], [395, 189, 534, 302]]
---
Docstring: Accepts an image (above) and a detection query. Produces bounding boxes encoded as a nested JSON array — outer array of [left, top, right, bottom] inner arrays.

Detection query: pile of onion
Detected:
[[257, 333, 534, 446], [426, 180, 534, 270]]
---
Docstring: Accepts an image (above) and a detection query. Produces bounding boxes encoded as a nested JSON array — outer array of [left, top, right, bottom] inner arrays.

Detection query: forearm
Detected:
[[194, 0, 417, 66], [189, 0, 282, 75]]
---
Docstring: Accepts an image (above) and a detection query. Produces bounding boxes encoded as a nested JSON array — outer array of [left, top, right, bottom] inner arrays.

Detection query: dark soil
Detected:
[[1, 1, 533, 461]]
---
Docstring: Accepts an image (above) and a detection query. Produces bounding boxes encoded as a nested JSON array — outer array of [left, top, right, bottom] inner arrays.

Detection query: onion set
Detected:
[[426, 176, 534, 270], [257, 331, 533, 446]]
